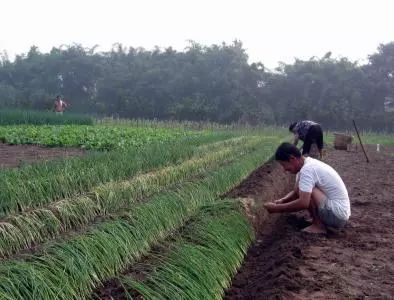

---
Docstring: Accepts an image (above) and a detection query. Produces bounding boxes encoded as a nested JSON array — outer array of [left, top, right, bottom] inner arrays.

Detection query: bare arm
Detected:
[[264, 191, 311, 213], [274, 176, 300, 204], [275, 187, 299, 204]]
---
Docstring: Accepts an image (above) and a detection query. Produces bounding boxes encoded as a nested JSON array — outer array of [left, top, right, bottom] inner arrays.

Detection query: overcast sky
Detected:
[[0, 0, 393, 68]]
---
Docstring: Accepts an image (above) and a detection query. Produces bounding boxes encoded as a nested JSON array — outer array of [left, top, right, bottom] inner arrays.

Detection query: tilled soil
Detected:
[[0, 143, 86, 168], [225, 145, 394, 299]]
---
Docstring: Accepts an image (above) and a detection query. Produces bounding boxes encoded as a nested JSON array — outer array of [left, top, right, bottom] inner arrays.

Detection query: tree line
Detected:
[[0, 41, 393, 131]]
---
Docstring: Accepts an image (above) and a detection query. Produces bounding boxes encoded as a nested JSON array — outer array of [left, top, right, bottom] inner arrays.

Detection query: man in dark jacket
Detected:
[[289, 120, 323, 158]]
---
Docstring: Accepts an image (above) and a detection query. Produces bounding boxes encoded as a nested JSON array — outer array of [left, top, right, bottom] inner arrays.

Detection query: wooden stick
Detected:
[[352, 120, 369, 163]]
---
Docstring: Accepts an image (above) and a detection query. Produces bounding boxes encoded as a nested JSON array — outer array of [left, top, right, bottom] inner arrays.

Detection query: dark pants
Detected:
[[302, 125, 323, 155]]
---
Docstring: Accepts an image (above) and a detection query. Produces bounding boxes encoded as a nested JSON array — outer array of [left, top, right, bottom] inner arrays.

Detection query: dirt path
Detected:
[[225, 145, 394, 299], [0, 143, 86, 168]]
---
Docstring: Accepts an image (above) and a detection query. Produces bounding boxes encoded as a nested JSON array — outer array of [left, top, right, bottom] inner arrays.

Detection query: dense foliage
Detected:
[[0, 109, 93, 125], [1, 41, 393, 130], [0, 124, 204, 150]]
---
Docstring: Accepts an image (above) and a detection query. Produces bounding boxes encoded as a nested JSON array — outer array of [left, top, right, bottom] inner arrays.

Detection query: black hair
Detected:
[[289, 122, 297, 132], [275, 142, 301, 161]]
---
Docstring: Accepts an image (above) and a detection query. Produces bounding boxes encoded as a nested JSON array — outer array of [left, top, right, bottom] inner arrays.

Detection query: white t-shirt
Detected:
[[298, 157, 351, 220]]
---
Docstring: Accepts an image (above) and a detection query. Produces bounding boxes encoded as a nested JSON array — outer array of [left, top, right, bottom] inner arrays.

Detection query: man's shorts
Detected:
[[318, 198, 347, 228]]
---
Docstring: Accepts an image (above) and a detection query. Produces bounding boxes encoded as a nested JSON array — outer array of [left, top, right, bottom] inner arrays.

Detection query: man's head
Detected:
[[289, 122, 297, 133], [275, 142, 303, 174]]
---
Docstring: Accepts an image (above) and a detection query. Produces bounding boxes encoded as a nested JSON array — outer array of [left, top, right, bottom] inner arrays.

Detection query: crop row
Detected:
[[0, 133, 235, 217], [0, 141, 277, 299], [116, 200, 253, 299], [0, 136, 263, 257], [0, 124, 207, 150]]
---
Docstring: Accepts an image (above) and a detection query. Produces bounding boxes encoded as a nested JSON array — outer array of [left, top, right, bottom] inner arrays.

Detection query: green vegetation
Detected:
[[357, 132, 394, 145], [0, 37, 393, 299], [325, 131, 394, 146], [0, 141, 277, 299], [7, 121, 391, 300], [0, 136, 267, 257], [1, 41, 394, 131], [119, 201, 253, 300], [0, 109, 93, 125], [0, 124, 206, 150], [0, 133, 235, 217]]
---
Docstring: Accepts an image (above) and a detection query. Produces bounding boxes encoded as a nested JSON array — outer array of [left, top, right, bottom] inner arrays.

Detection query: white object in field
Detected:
[[377, 144, 380, 152]]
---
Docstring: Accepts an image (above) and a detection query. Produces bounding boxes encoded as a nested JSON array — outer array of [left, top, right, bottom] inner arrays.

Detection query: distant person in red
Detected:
[[289, 120, 323, 158], [53, 95, 68, 115]]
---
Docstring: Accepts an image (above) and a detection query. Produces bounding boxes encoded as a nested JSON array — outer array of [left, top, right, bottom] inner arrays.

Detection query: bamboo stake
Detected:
[[352, 120, 369, 163]]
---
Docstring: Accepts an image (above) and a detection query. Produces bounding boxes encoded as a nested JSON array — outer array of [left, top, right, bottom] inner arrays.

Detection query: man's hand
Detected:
[[263, 202, 279, 213], [274, 198, 284, 204]]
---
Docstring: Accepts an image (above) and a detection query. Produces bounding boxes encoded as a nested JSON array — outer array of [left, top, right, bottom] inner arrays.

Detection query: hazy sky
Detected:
[[1, 0, 393, 68]]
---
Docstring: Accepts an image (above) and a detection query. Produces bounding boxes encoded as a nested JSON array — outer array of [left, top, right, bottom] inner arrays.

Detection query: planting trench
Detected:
[[225, 145, 394, 299]]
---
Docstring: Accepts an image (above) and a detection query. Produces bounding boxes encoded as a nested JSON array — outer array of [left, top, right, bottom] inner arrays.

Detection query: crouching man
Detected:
[[264, 142, 350, 233]]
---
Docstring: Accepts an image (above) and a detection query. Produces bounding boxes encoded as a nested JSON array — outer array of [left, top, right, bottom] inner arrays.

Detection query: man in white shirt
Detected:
[[264, 142, 351, 233]]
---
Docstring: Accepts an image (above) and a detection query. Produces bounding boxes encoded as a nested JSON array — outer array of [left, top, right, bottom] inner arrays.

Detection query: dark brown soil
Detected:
[[0, 143, 86, 169], [225, 145, 394, 299]]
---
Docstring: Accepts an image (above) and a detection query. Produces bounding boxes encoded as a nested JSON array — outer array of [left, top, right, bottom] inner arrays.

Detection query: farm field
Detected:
[[1, 6, 394, 298], [0, 120, 286, 299], [0, 119, 393, 299]]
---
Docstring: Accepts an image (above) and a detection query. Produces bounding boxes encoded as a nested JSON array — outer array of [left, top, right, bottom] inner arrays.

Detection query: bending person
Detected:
[[289, 120, 323, 158], [264, 142, 351, 234]]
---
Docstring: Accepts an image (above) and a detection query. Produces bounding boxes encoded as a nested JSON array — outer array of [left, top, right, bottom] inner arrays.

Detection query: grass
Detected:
[[0, 109, 93, 125], [325, 131, 394, 146]]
